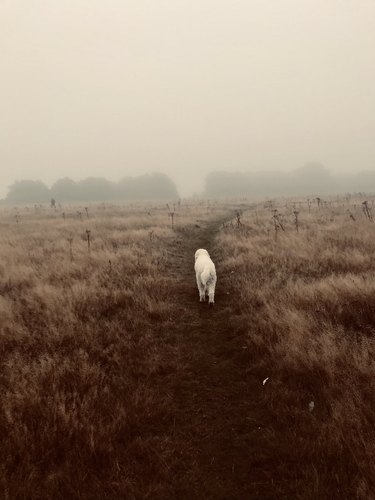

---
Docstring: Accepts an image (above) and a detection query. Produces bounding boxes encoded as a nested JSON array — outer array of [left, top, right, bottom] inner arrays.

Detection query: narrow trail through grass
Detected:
[[163, 215, 277, 499]]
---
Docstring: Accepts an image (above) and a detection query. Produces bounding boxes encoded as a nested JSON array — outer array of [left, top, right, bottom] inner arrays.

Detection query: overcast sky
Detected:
[[1, 0, 375, 197]]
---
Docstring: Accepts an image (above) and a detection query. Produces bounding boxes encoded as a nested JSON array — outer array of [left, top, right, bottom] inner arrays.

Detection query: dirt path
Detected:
[[164, 215, 277, 499]]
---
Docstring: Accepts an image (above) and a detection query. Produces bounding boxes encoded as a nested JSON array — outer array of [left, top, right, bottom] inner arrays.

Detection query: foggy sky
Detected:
[[1, 0, 375, 198]]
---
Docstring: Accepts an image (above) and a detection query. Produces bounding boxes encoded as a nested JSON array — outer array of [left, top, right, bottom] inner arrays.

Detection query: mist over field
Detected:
[[1, 0, 375, 198], [1, 2, 375, 499]]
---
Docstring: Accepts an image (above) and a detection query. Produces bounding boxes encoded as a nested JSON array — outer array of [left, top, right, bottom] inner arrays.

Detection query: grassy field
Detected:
[[0, 197, 374, 499], [218, 197, 375, 499]]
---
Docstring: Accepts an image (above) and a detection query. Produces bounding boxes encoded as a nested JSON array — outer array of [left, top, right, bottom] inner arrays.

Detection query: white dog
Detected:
[[194, 248, 217, 305]]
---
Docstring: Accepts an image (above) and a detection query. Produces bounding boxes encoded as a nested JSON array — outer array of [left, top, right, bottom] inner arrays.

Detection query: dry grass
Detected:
[[0, 200, 228, 499], [1, 196, 374, 499], [218, 197, 375, 499]]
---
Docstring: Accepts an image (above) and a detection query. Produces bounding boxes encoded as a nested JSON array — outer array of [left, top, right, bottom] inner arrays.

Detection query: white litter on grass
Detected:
[[262, 377, 269, 386], [309, 401, 315, 412]]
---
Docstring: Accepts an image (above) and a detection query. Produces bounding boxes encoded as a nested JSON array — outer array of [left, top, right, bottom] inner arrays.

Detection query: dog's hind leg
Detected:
[[207, 278, 216, 305], [196, 275, 206, 302]]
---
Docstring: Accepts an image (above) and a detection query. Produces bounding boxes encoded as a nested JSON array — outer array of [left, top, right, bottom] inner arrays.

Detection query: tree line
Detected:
[[3, 173, 179, 204], [205, 164, 375, 197]]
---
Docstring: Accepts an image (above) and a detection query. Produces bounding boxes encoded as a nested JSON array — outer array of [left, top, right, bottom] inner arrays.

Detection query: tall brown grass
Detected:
[[218, 197, 375, 499], [0, 201, 229, 499], [1, 197, 374, 498]]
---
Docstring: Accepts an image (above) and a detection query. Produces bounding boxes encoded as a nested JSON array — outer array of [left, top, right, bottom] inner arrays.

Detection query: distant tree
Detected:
[[50, 177, 78, 202], [146, 172, 179, 199], [6, 180, 50, 204], [205, 170, 289, 197], [117, 173, 178, 200], [76, 177, 116, 201], [205, 163, 341, 197], [291, 162, 334, 194], [5, 172, 179, 204]]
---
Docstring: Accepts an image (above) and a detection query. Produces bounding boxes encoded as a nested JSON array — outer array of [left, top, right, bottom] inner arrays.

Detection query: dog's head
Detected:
[[195, 248, 209, 261]]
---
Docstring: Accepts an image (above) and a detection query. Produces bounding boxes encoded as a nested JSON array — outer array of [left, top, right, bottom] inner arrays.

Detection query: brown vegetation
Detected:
[[218, 197, 375, 499], [0, 197, 374, 499]]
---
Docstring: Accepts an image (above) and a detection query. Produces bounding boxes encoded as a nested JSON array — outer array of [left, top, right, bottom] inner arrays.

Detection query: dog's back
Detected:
[[194, 248, 217, 304]]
